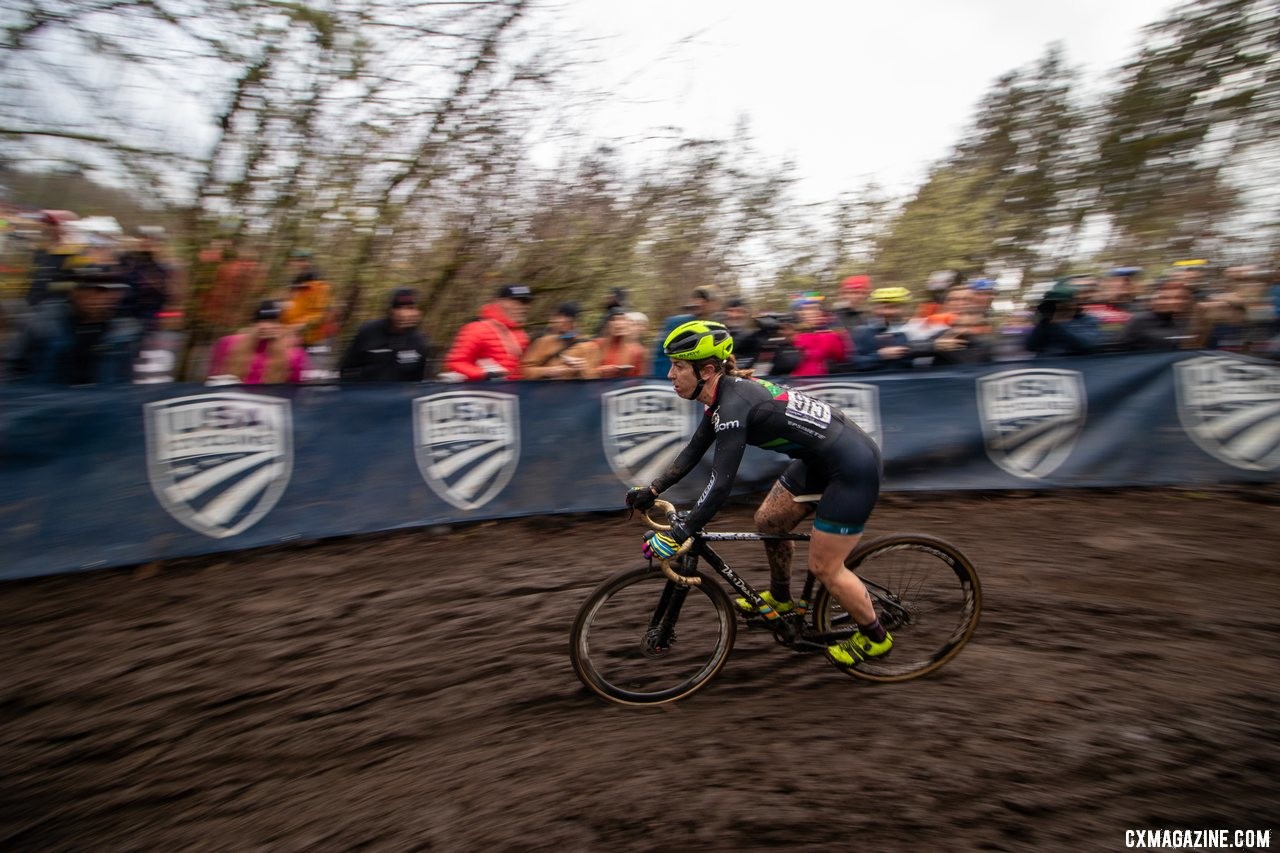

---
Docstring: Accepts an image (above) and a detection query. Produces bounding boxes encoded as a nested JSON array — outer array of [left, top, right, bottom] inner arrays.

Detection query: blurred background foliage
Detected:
[[1, 0, 1277, 375]]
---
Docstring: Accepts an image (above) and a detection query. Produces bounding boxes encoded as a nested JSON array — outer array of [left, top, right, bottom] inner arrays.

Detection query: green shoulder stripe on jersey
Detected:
[[755, 378, 787, 398]]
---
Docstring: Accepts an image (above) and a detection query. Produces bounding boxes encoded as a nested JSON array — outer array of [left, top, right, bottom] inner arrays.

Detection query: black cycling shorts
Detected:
[[777, 430, 882, 535]]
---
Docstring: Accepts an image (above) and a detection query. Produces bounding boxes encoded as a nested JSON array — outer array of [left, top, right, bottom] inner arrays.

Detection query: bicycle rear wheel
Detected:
[[570, 564, 736, 705], [812, 534, 981, 683]]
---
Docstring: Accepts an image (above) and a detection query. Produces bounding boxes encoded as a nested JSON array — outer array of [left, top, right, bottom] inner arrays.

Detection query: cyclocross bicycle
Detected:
[[570, 499, 982, 706]]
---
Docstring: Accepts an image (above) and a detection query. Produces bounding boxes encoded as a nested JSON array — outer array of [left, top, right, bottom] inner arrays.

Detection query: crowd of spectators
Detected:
[[2, 205, 1279, 389]]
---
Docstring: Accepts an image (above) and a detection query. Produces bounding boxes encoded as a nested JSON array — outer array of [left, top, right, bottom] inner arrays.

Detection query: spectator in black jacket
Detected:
[[1025, 282, 1100, 357], [1120, 281, 1197, 351], [338, 288, 435, 381]]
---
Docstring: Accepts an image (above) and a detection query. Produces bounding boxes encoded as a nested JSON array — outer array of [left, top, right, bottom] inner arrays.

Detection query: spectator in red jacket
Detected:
[[441, 284, 533, 381], [790, 295, 852, 376]]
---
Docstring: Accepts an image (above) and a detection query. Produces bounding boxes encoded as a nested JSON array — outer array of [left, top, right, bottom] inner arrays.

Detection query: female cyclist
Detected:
[[625, 319, 892, 668]]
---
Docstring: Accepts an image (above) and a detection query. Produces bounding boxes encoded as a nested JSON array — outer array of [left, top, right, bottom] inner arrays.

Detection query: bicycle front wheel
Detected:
[[569, 564, 736, 705], [812, 534, 981, 683]]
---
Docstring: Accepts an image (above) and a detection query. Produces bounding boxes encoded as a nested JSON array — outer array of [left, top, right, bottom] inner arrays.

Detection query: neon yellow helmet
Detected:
[[663, 320, 734, 361], [870, 286, 913, 304]]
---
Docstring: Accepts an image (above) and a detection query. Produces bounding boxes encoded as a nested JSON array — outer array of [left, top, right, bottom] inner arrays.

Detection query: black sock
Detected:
[[770, 581, 791, 604], [859, 617, 886, 643]]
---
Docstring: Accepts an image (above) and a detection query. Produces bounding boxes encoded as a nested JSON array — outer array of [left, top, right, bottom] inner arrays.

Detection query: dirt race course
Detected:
[[2, 487, 1277, 852]]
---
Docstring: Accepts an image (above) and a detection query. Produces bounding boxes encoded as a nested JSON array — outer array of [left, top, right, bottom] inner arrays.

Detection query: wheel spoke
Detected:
[[814, 536, 981, 683]]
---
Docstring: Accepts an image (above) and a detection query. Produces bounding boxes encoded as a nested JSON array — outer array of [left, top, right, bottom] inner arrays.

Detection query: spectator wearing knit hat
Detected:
[[833, 275, 872, 341], [338, 288, 436, 382]]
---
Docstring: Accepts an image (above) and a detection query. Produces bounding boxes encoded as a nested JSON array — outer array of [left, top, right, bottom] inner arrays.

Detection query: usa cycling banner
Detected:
[[1, 351, 1276, 580]]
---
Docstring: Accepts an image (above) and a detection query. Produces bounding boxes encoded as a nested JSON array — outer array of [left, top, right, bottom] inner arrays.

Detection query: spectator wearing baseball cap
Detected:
[[593, 286, 629, 337], [8, 267, 142, 384], [968, 276, 995, 300], [722, 295, 764, 369], [521, 301, 600, 379], [206, 299, 310, 384], [337, 288, 436, 382], [652, 285, 722, 378], [1024, 281, 1101, 358], [441, 283, 533, 381]]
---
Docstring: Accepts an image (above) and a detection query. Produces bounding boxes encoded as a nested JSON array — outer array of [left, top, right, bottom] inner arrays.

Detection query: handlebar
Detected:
[[641, 499, 700, 586]]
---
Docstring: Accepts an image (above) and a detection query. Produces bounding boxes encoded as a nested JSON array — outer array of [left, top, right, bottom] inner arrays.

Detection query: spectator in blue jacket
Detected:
[[852, 286, 921, 371], [8, 269, 141, 384]]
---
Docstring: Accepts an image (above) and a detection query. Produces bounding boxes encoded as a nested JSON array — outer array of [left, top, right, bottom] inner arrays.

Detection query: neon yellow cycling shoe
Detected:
[[734, 590, 794, 616], [827, 631, 893, 667]]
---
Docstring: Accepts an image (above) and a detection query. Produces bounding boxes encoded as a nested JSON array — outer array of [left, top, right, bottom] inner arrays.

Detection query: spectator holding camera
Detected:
[[521, 301, 599, 380], [206, 299, 309, 384], [596, 307, 648, 378], [928, 298, 996, 366], [1024, 281, 1100, 358]]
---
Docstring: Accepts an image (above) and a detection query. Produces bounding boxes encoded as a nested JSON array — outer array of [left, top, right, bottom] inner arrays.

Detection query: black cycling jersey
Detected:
[[651, 375, 881, 535]]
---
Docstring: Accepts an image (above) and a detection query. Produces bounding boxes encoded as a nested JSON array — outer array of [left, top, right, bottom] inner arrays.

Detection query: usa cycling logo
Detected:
[[1175, 356, 1280, 471], [977, 369, 1086, 480], [414, 391, 520, 510], [602, 384, 700, 485], [144, 391, 293, 539], [797, 381, 883, 446]]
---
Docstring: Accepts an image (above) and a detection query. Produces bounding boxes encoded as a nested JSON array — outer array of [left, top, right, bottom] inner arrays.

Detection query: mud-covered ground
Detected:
[[1, 487, 1277, 852]]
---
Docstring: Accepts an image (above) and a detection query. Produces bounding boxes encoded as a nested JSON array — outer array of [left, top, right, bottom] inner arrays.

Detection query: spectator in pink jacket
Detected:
[[206, 300, 309, 384], [790, 296, 852, 376]]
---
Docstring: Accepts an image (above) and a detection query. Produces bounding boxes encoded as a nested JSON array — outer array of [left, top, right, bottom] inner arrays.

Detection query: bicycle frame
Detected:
[[654, 531, 856, 653]]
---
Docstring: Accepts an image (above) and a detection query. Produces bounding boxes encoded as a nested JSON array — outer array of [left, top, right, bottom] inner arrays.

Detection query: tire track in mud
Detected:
[[1, 488, 1277, 850]]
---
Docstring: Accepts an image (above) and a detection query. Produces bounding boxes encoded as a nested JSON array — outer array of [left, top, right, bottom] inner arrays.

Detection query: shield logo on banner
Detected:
[[799, 381, 883, 447], [977, 369, 1086, 480], [145, 391, 293, 539], [414, 391, 520, 510], [1175, 356, 1280, 471], [602, 384, 701, 485]]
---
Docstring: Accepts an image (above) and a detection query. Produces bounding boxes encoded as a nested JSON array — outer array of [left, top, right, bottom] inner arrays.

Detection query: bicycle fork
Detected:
[[641, 577, 690, 657]]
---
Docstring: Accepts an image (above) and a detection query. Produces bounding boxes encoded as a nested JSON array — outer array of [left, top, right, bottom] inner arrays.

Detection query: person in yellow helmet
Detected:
[[851, 286, 920, 371], [625, 319, 892, 669]]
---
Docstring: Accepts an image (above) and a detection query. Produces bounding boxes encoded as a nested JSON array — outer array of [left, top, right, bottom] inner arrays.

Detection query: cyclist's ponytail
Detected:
[[725, 354, 754, 378], [692, 354, 754, 379]]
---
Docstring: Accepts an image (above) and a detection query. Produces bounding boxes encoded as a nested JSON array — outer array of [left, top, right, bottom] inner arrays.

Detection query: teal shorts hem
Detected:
[[813, 517, 865, 536]]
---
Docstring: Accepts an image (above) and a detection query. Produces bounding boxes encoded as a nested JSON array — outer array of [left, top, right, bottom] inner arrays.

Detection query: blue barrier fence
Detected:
[[2, 350, 1277, 580]]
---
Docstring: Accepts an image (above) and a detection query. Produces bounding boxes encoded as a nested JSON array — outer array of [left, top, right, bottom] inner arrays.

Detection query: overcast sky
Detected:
[[548, 0, 1183, 200]]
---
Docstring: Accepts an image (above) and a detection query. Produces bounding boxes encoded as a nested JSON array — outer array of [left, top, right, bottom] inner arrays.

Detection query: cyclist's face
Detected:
[[668, 358, 699, 399]]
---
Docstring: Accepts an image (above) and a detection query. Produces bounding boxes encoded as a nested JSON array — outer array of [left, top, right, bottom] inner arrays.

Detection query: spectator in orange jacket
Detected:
[[596, 306, 649, 378], [280, 255, 335, 348], [442, 284, 533, 380]]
